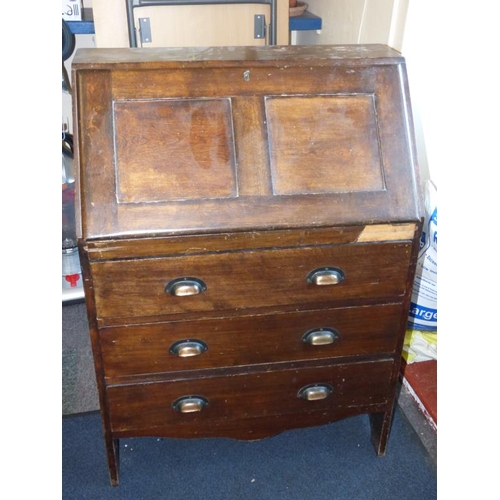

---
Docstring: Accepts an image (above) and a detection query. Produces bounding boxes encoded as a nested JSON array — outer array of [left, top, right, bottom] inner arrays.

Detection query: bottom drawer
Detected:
[[107, 359, 394, 437]]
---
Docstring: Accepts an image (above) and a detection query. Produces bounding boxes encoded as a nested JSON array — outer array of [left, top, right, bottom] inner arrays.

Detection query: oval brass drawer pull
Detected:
[[169, 340, 208, 357], [302, 328, 339, 346], [172, 396, 209, 413], [306, 267, 345, 286], [165, 277, 207, 296], [298, 384, 333, 401]]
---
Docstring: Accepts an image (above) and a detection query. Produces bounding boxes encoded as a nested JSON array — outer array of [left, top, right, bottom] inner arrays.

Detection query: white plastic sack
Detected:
[[402, 330, 437, 363], [407, 180, 437, 331]]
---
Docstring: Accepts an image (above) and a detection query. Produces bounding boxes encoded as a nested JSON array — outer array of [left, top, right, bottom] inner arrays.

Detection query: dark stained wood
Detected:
[[232, 96, 273, 196], [113, 405, 390, 440], [74, 44, 424, 486], [77, 244, 120, 486], [71, 44, 404, 69], [266, 94, 384, 195], [370, 216, 425, 456], [100, 303, 402, 379], [73, 70, 116, 239], [91, 241, 412, 321], [114, 98, 237, 202], [106, 360, 394, 436], [73, 45, 422, 240], [85, 223, 417, 261]]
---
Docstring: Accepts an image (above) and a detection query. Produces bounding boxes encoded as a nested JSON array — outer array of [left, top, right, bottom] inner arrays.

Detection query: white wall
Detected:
[[403, 3, 499, 496], [294, 0, 408, 52], [400, 2, 439, 186]]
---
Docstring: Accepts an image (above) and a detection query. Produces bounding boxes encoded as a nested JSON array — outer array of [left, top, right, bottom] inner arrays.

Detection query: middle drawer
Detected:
[[100, 303, 402, 379]]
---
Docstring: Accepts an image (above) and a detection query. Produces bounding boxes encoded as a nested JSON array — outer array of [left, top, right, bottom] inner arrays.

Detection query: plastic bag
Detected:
[[408, 180, 437, 331], [404, 180, 437, 363], [402, 329, 437, 363]]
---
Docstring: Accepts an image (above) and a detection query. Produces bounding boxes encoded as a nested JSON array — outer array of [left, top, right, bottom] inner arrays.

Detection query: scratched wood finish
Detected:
[[91, 241, 412, 321], [107, 359, 394, 436], [74, 45, 424, 486], [100, 303, 402, 379], [266, 94, 384, 195], [72, 44, 422, 240], [86, 224, 418, 260], [114, 98, 237, 202]]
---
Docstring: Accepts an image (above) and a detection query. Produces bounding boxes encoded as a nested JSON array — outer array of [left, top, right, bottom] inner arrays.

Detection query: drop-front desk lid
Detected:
[[72, 44, 423, 241]]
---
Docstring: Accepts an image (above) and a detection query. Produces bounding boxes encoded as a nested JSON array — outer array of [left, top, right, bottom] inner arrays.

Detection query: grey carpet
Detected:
[[63, 407, 437, 499], [62, 301, 99, 415]]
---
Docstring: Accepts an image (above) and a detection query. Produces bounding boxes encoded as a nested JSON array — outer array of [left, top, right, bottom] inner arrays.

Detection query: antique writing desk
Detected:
[[73, 44, 423, 486]]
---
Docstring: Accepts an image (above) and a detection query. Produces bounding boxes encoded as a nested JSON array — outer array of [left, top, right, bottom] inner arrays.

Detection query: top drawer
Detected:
[[91, 241, 412, 322]]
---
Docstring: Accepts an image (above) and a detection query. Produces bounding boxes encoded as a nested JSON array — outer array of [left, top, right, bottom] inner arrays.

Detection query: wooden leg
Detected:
[[105, 436, 120, 486], [369, 409, 394, 456]]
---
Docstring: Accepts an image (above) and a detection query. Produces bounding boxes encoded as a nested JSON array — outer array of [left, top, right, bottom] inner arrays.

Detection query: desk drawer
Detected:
[[91, 242, 411, 320], [107, 359, 394, 436], [100, 303, 402, 378]]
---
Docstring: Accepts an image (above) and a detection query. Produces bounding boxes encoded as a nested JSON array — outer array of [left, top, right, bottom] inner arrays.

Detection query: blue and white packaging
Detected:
[[62, 0, 82, 21], [408, 180, 437, 331]]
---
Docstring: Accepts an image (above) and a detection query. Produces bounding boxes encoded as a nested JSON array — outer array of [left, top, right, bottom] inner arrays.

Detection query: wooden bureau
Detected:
[[72, 44, 423, 486]]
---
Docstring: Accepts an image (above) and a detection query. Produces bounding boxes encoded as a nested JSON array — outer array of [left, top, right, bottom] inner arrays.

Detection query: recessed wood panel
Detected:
[[114, 98, 237, 202], [73, 45, 423, 242], [265, 95, 384, 195]]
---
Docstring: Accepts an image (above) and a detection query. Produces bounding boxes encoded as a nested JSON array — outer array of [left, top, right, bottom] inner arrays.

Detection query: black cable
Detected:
[[62, 19, 75, 61]]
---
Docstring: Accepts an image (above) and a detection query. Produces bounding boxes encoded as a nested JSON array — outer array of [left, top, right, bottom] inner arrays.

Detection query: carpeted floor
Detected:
[[63, 407, 436, 499], [62, 301, 437, 498], [62, 301, 99, 415]]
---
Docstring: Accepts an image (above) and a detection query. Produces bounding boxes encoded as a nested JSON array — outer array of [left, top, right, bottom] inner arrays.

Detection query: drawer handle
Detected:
[[298, 384, 333, 401], [172, 396, 209, 413], [306, 267, 345, 286], [169, 340, 208, 357], [302, 328, 339, 346], [165, 277, 207, 297]]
